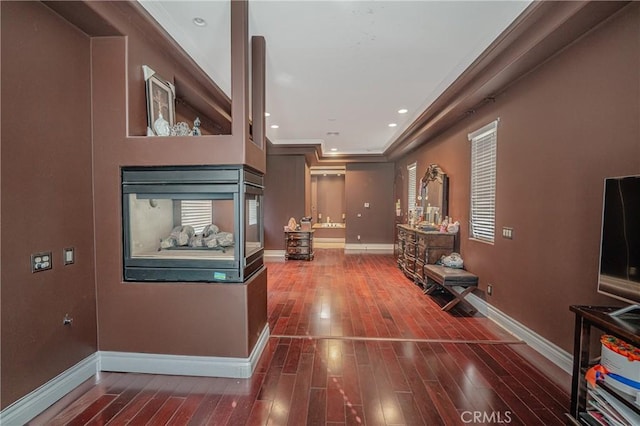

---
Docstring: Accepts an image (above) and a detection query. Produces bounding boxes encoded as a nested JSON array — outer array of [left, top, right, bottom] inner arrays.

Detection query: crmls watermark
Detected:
[[460, 411, 512, 424]]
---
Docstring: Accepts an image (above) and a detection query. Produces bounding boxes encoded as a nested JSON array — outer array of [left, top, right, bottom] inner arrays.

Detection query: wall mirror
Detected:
[[420, 164, 449, 225]]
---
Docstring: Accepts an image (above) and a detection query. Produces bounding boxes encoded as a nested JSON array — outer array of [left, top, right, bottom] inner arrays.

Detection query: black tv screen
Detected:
[[597, 175, 640, 305]]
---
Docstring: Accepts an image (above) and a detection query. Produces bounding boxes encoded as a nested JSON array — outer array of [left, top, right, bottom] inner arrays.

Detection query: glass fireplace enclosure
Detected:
[[122, 165, 264, 283]]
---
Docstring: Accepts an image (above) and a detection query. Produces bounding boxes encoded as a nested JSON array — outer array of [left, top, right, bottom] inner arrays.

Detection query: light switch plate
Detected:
[[63, 247, 75, 265], [502, 227, 514, 239], [31, 251, 52, 272]]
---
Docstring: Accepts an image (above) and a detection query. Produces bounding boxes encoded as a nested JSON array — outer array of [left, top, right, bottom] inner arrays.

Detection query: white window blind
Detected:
[[180, 200, 212, 234], [468, 120, 498, 243], [407, 163, 417, 215], [248, 199, 258, 225]]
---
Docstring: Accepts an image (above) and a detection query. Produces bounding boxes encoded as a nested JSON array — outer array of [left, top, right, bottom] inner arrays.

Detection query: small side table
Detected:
[[285, 230, 314, 261]]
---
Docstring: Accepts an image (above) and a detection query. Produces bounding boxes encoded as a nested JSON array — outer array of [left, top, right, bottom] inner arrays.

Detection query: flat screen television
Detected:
[[597, 175, 640, 316]]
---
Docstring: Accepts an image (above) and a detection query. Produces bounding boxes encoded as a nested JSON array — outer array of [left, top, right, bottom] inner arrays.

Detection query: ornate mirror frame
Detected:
[[420, 163, 449, 224]]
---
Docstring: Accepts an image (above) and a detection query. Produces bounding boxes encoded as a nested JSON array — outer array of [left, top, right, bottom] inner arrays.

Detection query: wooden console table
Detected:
[[396, 224, 455, 286]]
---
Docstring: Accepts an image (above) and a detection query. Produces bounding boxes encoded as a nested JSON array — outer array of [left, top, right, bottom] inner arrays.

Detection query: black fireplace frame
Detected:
[[121, 165, 264, 283]]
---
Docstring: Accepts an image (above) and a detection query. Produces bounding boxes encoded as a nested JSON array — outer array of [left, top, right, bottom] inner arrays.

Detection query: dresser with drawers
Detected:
[[396, 224, 455, 286], [285, 230, 314, 261]]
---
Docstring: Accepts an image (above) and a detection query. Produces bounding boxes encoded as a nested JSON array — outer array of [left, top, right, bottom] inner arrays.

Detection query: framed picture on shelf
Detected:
[[142, 65, 175, 136]]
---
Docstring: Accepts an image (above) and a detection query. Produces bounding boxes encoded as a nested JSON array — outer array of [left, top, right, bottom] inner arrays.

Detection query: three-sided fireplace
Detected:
[[122, 165, 264, 283]]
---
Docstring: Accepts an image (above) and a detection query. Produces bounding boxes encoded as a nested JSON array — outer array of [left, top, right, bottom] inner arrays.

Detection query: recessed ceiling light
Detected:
[[264, 112, 270, 117], [192, 17, 207, 27], [398, 108, 408, 114], [330, 148, 338, 152], [326, 131, 340, 136], [388, 123, 397, 127], [270, 124, 279, 129]]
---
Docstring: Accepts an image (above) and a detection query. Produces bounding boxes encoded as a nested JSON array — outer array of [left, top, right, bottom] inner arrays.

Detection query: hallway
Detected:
[[32, 250, 569, 425]]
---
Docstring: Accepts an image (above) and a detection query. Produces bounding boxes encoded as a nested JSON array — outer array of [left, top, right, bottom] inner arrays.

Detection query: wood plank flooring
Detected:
[[30, 249, 570, 425], [266, 250, 515, 342]]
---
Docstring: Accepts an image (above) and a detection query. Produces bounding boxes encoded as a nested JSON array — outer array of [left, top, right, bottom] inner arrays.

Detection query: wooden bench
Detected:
[[423, 264, 478, 313]]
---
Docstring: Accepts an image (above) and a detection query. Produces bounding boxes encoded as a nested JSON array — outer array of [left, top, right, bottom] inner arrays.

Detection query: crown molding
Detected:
[[385, 0, 631, 160], [267, 141, 389, 167]]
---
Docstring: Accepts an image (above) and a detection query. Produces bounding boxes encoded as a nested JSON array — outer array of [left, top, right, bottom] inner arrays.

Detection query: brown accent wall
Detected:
[[1, 0, 266, 409], [90, 31, 266, 358], [264, 155, 307, 250], [345, 163, 395, 244], [1, 2, 97, 408], [266, 160, 394, 246], [396, 3, 640, 352]]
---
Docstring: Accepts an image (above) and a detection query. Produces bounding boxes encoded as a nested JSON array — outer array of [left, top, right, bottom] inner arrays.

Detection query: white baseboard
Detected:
[[344, 243, 394, 253], [100, 324, 270, 380], [264, 250, 285, 261], [0, 353, 99, 426], [465, 292, 573, 374], [0, 325, 270, 424]]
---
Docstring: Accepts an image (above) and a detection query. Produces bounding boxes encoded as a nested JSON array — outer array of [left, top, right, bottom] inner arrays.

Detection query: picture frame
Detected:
[[143, 65, 175, 136]]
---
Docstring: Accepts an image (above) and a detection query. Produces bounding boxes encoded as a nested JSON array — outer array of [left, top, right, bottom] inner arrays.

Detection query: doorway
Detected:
[[310, 168, 346, 248]]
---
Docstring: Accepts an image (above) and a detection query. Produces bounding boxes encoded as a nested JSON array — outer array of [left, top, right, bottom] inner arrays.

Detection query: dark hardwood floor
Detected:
[[31, 249, 570, 425]]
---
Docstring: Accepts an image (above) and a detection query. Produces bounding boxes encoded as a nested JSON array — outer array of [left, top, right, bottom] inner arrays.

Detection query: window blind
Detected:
[[469, 120, 498, 243], [248, 199, 258, 226], [407, 163, 417, 215], [180, 200, 212, 234]]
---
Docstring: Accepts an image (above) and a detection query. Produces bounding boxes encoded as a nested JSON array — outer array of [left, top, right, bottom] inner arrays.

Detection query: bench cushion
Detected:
[[424, 264, 478, 286]]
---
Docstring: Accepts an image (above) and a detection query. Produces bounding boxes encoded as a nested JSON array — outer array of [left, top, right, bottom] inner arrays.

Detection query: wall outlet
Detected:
[[357, 235, 361, 240], [487, 284, 493, 295], [31, 251, 52, 273]]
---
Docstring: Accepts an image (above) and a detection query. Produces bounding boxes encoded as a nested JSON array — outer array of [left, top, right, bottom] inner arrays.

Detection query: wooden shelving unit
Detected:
[[569, 305, 640, 424]]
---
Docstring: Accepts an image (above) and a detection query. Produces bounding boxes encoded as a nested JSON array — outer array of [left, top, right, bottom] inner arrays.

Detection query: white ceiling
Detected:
[[139, 0, 531, 156]]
